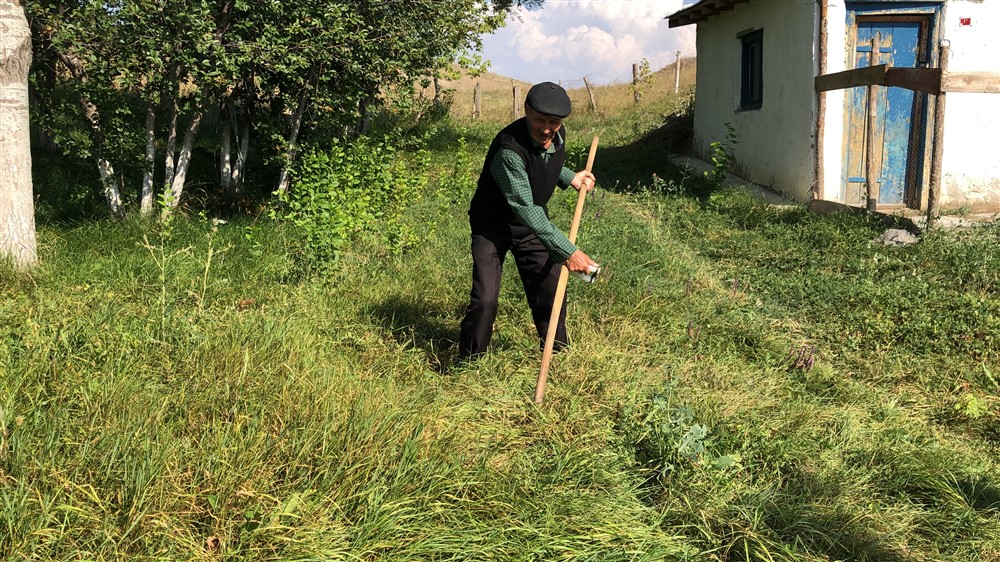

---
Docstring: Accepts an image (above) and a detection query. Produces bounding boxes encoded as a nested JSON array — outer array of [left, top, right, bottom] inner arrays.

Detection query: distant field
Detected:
[[422, 59, 697, 122]]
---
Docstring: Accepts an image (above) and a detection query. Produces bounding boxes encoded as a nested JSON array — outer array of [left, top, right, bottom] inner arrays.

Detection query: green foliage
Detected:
[[621, 385, 742, 480], [275, 138, 427, 269], [629, 57, 653, 102], [25, 0, 514, 215], [705, 122, 738, 192]]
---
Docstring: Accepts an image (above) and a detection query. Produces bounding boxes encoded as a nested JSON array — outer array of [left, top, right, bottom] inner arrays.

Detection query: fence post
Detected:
[[583, 76, 597, 112], [632, 64, 641, 104], [512, 80, 521, 119], [674, 51, 682, 94], [473, 82, 481, 119]]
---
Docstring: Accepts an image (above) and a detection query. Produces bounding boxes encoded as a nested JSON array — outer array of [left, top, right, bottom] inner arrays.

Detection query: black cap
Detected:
[[525, 82, 571, 118]]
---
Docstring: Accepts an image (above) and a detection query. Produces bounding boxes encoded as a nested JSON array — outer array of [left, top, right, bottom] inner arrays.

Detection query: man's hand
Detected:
[[570, 170, 596, 192], [565, 249, 598, 273]]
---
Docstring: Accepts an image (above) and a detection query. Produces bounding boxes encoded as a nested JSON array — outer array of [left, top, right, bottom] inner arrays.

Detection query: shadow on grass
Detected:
[[957, 475, 1000, 513], [369, 294, 518, 373], [591, 111, 702, 197], [755, 462, 999, 561]]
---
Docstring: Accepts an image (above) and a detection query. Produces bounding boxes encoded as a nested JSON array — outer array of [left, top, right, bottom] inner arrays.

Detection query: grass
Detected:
[[2, 75, 998, 561]]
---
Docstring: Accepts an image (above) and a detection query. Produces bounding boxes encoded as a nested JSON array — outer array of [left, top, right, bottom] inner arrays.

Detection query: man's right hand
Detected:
[[565, 249, 598, 273]]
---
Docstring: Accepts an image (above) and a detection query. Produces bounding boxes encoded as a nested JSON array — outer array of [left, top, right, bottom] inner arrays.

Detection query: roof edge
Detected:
[[666, 0, 751, 28]]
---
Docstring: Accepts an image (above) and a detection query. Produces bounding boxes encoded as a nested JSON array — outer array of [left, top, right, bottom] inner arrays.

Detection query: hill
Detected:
[[421, 59, 697, 121]]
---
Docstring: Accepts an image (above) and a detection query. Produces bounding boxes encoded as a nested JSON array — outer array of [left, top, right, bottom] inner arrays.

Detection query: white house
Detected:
[[667, 0, 1000, 214]]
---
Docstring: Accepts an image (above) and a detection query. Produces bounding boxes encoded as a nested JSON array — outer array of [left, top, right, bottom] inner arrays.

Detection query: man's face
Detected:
[[524, 105, 563, 148]]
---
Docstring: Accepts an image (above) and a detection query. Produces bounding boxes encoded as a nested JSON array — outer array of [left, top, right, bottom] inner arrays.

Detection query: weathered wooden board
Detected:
[[942, 71, 1000, 93], [815, 64, 891, 92], [817, 66, 999, 95]]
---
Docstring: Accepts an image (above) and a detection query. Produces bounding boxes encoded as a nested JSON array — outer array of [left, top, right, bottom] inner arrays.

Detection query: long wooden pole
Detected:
[[533, 136, 599, 405], [865, 32, 881, 211], [927, 42, 949, 227]]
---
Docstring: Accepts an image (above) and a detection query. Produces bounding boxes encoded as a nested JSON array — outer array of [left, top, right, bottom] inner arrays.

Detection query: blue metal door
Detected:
[[843, 18, 930, 207]]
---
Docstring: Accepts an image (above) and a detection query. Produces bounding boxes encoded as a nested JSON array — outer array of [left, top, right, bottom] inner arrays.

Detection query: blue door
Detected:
[[843, 16, 932, 208]]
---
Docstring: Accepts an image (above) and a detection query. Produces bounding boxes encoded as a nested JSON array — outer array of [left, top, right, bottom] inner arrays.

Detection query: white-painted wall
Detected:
[[821, 0, 849, 203], [938, 0, 1000, 212], [692, 1, 817, 200]]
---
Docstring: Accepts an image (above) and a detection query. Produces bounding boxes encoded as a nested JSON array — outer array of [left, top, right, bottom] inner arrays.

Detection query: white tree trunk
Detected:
[[55, 50, 123, 218], [219, 102, 232, 192], [231, 115, 249, 193], [0, 0, 38, 268], [275, 92, 308, 195], [140, 105, 156, 215], [163, 110, 202, 217], [79, 95, 123, 218], [98, 158, 122, 217], [164, 99, 178, 194]]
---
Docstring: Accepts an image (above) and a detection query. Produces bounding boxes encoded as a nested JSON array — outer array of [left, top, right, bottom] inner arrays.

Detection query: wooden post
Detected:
[[865, 32, 881, 211], [632, 63, 641, 104], [927, 42, 949, 227], [512, 81, 521, 119], [473, 82, 481, 119], [534, 137, 599, 406], [583, 76, 597, 112], [814, 0, 828, 202], [674, 51, 682, 94]]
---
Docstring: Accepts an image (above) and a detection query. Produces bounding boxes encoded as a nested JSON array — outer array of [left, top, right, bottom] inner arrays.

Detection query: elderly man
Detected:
[[459, 81, 599, 360]]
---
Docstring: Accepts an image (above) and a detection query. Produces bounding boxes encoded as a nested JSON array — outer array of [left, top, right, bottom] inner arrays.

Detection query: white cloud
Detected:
[[482, 0, 696, 85]]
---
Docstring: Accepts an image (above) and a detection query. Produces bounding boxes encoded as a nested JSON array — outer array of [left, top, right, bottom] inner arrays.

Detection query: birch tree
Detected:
[[0, 0, 37, 268]]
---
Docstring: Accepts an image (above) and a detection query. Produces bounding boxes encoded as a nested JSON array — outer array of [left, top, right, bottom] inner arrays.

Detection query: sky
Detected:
[[481, 0, 699, 86]]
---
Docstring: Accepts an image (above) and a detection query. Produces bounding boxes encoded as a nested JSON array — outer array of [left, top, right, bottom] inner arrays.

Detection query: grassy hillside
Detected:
[[2, 68, 998, 561], [424, 59, 697, 122]]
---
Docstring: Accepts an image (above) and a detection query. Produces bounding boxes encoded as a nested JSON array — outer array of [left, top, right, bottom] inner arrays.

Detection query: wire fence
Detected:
[[445, 58, 697, 122]]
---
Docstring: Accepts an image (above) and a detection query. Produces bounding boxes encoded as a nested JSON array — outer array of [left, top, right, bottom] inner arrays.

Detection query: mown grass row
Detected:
[[2, 89, 998, 560]]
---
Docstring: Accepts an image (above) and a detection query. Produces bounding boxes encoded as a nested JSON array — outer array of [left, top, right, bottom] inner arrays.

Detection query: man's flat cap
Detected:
[[526, 82, 571, 118]]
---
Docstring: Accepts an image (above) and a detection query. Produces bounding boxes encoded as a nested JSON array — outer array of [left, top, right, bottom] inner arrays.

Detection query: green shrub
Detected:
[[275, 138, 427, 269]]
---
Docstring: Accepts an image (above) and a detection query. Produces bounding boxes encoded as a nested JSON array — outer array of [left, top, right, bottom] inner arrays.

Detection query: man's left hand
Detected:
[[571, 171, 596, 192]]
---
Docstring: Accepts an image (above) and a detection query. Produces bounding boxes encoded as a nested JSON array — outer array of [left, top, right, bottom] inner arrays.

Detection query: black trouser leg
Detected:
[[459, 231, 509, 358], [510, 225, 568, 352]]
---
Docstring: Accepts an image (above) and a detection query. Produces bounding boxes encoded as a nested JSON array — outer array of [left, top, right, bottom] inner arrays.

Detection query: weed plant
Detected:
[[2, 80, 998, 561]]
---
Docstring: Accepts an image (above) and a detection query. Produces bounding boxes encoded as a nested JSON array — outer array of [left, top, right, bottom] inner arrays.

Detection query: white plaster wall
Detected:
[[938, 0, 1000, 212], [821, 1, 849, 202], [692, 1, 817, 200]]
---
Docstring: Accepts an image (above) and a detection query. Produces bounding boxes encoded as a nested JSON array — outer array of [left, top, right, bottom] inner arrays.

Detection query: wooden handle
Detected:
[[533, 136, 599, 405]]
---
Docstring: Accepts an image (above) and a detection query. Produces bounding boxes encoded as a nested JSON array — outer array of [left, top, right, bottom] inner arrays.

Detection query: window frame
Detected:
[[739, 28, 764, 111]]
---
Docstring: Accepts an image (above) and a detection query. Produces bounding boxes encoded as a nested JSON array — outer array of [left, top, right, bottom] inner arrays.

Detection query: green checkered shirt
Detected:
[[490, 131, 578, 262]]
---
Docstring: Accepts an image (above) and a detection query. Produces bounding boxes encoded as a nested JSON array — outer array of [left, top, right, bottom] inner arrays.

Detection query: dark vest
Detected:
[[469, 118, 566, 228]]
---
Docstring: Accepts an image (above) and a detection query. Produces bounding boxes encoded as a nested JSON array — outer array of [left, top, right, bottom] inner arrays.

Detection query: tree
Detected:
[[0, 0, 38, 268], [23, 0, 537, 218]]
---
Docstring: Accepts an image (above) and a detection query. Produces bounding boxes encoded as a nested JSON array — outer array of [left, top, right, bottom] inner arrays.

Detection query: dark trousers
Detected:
[[459, 223, 568, 358]]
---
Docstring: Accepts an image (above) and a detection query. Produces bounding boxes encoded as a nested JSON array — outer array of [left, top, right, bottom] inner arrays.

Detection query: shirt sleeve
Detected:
[[558, 166, 576, 188], [491, 149, 577, 262]]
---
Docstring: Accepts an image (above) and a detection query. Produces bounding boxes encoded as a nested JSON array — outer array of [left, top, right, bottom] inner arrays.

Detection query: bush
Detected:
[[275, 138, 427, 269]]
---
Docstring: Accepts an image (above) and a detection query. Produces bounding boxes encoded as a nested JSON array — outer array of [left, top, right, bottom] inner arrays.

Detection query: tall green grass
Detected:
[[2, 87, 998, 561]]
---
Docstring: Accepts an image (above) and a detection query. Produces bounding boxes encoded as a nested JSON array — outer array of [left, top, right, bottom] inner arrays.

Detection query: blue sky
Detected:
[[481, 0, 698, 86]]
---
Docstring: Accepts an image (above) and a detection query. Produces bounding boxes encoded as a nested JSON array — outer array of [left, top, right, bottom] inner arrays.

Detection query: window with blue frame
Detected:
[[740, 29, 763, 110]]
